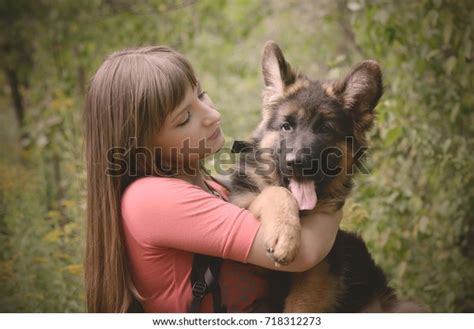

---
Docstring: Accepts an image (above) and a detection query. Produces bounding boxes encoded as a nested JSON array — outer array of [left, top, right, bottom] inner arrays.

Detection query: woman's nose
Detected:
[[202, 108, 221, 127]]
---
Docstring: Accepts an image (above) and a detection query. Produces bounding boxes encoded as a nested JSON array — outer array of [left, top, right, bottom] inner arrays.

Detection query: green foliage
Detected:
[[0, 161, 84, 312], [0, 0, 472, 312], [346, 0, 474, 311]]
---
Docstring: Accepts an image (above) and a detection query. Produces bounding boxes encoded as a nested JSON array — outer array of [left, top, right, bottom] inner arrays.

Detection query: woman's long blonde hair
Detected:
[[82, 46, 198, 312]]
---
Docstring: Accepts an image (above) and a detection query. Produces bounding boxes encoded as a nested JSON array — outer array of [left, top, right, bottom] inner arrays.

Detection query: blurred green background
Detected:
[[0, 0, 473, 312]]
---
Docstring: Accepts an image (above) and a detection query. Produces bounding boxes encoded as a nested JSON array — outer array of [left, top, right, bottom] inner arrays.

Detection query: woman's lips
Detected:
[[208, 126, 221, 140]]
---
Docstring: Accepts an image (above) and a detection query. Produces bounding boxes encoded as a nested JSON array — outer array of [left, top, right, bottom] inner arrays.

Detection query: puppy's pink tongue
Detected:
[[288, 178, 317, 210]]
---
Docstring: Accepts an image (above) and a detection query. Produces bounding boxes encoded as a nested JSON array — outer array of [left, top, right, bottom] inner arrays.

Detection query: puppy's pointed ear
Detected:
[[261, 41, 296, 94], [333, 60, 383, 131]]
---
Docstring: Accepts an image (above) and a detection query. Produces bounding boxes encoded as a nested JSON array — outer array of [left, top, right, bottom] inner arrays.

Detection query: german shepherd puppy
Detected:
[[228, 41, 421, 312]]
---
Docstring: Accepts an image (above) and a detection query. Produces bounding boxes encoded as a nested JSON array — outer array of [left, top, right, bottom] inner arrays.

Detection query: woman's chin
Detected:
[[215, 132, 225, 149], [209, 132, 225, 152]]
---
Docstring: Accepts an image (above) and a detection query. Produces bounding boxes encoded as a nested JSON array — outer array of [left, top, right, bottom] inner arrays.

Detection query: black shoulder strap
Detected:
[[188, 254, 227, 313], [127, 254, 226, 313], [127, 297, 145, 313]]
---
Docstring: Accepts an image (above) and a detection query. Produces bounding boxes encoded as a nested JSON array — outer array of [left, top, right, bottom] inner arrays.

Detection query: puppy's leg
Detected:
[[247, 186, 301, 266]]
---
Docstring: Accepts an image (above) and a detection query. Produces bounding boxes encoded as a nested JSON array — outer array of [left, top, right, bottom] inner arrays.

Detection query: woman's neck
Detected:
[[173, 166, 211, 193]]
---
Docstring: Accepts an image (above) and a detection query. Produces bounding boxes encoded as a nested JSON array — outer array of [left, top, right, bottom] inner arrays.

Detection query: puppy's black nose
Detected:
[[285, 153, 297, 168], [286, 158, 307, 171]]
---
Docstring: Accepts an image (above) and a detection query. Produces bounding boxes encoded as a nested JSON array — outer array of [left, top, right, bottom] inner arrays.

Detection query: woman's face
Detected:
[[153, 82, 224, 172]]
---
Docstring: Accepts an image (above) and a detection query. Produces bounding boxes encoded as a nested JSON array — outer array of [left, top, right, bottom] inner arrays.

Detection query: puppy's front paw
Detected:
[[263, 215, 301, 266]]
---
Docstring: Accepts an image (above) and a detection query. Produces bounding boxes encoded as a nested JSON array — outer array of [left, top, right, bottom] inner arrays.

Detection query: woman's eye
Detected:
[[281, 122, 292, 131], [178, 110, 191, 126], [198, 90, 207, 99]]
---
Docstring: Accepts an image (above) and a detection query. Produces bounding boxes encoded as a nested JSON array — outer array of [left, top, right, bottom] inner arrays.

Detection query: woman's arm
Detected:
[[122, 176, 340, 269], [246, 187, 342, 272]]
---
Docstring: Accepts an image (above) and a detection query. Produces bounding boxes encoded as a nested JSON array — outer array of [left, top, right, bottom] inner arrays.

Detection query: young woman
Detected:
[[82, 46, 342, 313]]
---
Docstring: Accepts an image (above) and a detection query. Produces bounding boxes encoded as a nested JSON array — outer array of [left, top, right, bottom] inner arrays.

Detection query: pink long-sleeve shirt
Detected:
[[121, 176, 272, 312]]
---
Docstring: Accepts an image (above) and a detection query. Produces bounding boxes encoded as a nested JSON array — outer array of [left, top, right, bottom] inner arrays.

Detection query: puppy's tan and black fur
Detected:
[[228, 41, 420, 312]]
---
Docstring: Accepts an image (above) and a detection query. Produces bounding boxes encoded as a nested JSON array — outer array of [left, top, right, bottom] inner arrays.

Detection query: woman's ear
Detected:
[[261, 41, 296, 95]]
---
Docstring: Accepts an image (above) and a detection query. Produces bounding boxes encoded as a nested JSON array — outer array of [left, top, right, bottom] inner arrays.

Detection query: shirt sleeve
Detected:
[[121, 176, 261, 263]]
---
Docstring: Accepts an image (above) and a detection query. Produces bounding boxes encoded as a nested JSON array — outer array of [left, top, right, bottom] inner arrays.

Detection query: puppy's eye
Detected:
[[281, 122, 292, 131], [318, 125, 330, 134]]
